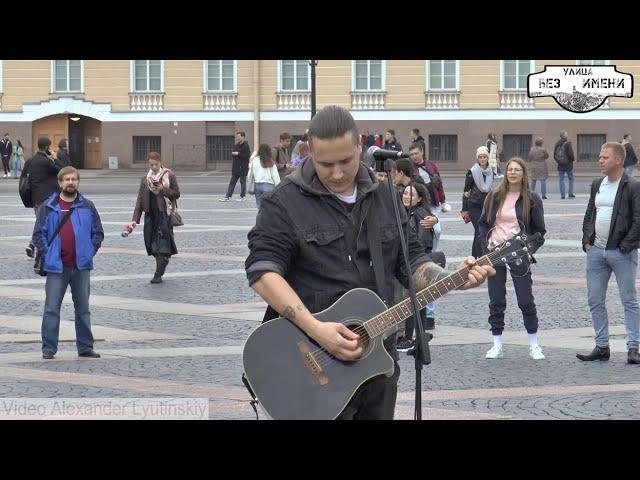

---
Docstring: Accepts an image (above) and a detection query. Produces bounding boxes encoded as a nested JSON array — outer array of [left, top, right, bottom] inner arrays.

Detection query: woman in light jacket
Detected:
[[528, 137, 549, 199], [248, 143, 280, 212]]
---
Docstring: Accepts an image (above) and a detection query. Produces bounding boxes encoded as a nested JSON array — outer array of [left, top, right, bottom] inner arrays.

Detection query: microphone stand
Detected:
[[381, 158, 432, 421]]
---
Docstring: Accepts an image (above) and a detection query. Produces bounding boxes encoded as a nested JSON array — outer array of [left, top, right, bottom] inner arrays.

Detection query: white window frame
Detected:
[[203, 60, 237, 93], [351, 60, 386, 91], [51, 60, 84, 93], [500, 60, 536, 91], [576, 60, 610, 65], [277, 60, 311, 92], [425, 60, 460, 91], [130, 60, 164, 92]]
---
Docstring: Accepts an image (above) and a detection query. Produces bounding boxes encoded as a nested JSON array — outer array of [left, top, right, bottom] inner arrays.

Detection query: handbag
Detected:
[[169, 200, 183, 227], [34, 209, 73, 276]]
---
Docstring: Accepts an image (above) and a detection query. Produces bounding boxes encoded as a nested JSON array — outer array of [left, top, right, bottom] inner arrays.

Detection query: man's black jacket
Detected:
[[582, 173, 640, 253], [624, 143, 638, 167], [231, 141, 251, 176], [246, 157, 434, 327], [20, 152, 62, 207]]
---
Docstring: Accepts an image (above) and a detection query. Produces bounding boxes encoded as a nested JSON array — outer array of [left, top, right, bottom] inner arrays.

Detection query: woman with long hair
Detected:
[[462, 146, 495, 258], [125, 152, 181, 284], [478, 157, 546, 360], [396, 182, 440, 351], [247, 143, 280, 211], [12, 140, 24, 178]]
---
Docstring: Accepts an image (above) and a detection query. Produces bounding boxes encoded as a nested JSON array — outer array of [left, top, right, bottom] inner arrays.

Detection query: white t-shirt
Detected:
[[333, 185, 358, 204], [594, 176, 622, 248]]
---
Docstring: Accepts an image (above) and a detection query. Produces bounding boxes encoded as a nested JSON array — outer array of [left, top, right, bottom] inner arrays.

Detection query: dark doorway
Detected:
[[68, 115, 85, 168]]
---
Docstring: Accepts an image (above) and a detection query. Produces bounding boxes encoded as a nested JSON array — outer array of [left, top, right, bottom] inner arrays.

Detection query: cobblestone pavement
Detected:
[[0, 174, 638, 420]]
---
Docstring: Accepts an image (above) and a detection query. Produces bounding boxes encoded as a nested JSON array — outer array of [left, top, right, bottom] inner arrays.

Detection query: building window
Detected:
[[53, 60, 82, 92], [501, 60, 535, 90], [205, 60, 236, 92], [503, 135, 532, 162], [427, 60, 458, 90], [577, 60, 609, 65], [429, 135, 457, 162], [353, 60, 384, 91], [132, 60, 163, 92], [206, 135, 235, 165], [279, 60, 310, 91], [133, 136, 161, 163], [578, 134, 606, 162]]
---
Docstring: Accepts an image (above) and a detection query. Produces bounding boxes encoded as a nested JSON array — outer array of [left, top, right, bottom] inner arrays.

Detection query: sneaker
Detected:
[[530, 344, 545, 360], [561, 196, 565, 199], [628, 348, 640, 364], [396, 337, 415, 352], [42, 352, 54, 360], [25, 244, 35, 258], [218, 197, 230, 202], [235, 197, 246, 202], [150, 274, 163, 284], [568, 194, 576, 198], [440, 203, 452, 213], [78, 349, 101, 358], [485, 344, 504, 359], [542, 196, 548, 199], [2, 174, 6, 178]]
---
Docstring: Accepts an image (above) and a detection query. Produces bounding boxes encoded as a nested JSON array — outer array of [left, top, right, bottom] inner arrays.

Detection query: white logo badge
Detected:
[[528, 66, 633, 113]]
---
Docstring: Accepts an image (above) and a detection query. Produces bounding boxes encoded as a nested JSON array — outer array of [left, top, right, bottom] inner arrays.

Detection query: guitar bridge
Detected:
[[297, 341, 329, 386]]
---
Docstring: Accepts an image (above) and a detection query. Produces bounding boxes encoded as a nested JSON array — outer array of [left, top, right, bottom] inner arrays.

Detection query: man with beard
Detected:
[[32, 167, 104, 360]]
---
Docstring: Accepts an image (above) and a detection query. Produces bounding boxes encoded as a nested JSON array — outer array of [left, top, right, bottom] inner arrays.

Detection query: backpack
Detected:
[[556, 142, 569, 166], [420, 164, 442, 189], [18, 164, 33, 208]]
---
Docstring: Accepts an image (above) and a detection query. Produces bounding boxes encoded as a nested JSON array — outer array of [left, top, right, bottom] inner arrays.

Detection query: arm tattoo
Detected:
[[412, 262, 445, 291], [281, 304, 308, 322]]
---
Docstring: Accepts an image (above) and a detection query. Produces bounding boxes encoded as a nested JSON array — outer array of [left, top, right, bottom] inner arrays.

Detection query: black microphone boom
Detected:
[[367, 146, 410, 159]]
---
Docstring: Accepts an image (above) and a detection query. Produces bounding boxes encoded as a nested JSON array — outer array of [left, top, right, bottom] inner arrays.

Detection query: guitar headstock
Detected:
[[486, 231, 542, 267]]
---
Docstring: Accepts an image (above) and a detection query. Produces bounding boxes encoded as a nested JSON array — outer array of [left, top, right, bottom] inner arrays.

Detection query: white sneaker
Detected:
[[440, 203, 452, 213], [235, 197, 246, 202], [218, 197, 230, 202], [485, 344, 504, 359], [530, 344, 545, 360], [2, 174, 6, 178]]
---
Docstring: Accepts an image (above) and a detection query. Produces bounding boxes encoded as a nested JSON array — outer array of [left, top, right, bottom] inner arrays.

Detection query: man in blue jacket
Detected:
[[32, 166, 104, 360]]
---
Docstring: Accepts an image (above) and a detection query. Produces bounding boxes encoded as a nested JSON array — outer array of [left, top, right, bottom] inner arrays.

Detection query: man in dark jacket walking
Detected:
[[220, 131, 251, 202], [577, 142, 640, 364], [32, 166, 104, 359], [245, 105, 494, 419], [21, 137, 63, 257], [622, 134, 638, 177], [273, 132, 292, 177], [0, 133, 13, 178], [553, 130, 576, 199]]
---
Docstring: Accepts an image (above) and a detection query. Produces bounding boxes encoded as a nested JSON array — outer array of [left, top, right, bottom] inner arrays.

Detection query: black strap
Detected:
[[366, 195, 390, 306], [48, 208, 73, 244]]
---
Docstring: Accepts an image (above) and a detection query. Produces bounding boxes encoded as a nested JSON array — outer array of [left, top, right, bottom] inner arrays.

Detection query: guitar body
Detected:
[[242, 288, 393, 420]]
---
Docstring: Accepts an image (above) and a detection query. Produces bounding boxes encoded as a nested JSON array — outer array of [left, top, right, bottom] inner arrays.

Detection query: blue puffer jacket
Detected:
[[32, 192, 104, 273]]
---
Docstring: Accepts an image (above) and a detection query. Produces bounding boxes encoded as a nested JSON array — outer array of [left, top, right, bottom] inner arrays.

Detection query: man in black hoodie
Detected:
[[245, 105, 494, 419], [384, 129, 402, 152], [553, 130, 576, 199], [220, 131, 251, 202], [410, 128, 426, 159], [21, 137, 63, 257]]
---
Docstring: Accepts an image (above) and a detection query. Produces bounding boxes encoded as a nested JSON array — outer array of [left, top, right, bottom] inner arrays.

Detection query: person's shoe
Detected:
[[530, 344, 546, 360], [42, 352, 54, 360], [576, 345, 610, 361], [396, 337, 415, 352], [78, 349, 101, 358], [150, 274, 163, 284], [568, 194, 576, 198], [628, 348, 640, 364], [218, 197, 230, 202], [485, 344, 504, 359], [2, 174, 6, 178], [25, 244, 35, 258], [425, 317, 435, 330], [235, 197, 246, 202], [542, 196, 548, 199], [560, 196, 565, 199]]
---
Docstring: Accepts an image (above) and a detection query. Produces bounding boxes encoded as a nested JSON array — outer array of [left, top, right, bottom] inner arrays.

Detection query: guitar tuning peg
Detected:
[[515, 259, 523, 266]]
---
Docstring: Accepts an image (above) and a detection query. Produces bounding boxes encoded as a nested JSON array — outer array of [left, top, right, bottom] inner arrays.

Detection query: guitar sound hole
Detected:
[[346, 323, 371, 356]]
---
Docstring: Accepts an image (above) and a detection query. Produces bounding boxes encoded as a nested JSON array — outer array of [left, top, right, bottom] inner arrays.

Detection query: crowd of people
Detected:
[[9, 106, 640, 420]]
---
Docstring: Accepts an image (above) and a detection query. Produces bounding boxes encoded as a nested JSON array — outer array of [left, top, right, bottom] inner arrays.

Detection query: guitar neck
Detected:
[[364, 254, 495, 339]]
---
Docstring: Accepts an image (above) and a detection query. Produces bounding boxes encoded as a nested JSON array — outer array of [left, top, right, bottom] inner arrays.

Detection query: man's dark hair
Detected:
[[301, 133, 309, 142], [3, 133, 8, 137], [412, 128, 420, 136], [409, 142, 424, 153], [624, 133, 631, 140], [280, 132, 291, 141], [308, 105, 359, 146], [237, 131, 246, 138], [386, 129, 395, 136], [37, 137, 52, 151], [396, 158, 413, 177]]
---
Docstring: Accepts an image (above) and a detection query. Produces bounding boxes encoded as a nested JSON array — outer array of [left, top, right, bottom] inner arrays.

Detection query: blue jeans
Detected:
[[624, 165, 634, 177], [530, 179, 546, 197], [254, 182, 275, 211], [558, 169, 574, 197], [42, 267, 94, 355], [12, 156, 20, 178], [586, 246, 640, 349]]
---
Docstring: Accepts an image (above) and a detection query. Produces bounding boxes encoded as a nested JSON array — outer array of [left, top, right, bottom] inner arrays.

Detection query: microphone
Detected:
[[366, 146, 410, 159]]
